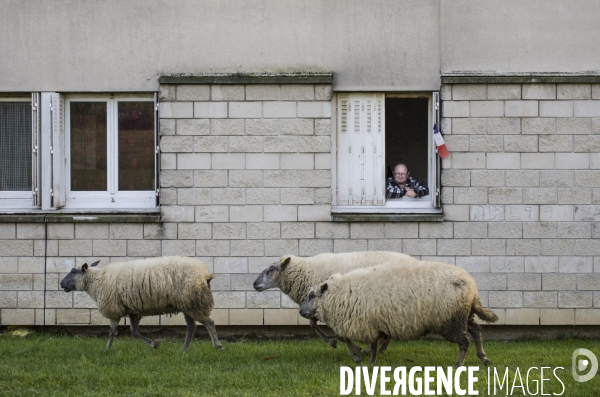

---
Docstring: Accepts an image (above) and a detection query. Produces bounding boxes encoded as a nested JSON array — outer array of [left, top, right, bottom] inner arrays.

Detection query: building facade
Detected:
[[1, 0, 599, 329]]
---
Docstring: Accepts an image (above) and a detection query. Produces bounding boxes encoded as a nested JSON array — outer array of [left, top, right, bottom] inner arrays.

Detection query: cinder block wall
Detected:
[[441, 82, 600, 326], [1, 81, 599, 328], [157, 81, 333, 327]]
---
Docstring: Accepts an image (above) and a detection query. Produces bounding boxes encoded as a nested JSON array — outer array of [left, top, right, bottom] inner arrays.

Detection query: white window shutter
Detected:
[[31, 93, 41, 207], [336, 93, 385, 206], [431, 91, 441, 208], [51, 93, 66, 208], [154, 93, 160, 206], [362, 94, 385, 205], [336, 94, 351, 205]]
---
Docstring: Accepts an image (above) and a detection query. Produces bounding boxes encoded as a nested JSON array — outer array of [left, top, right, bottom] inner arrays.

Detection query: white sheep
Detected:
[[299, 261, 498, 366], [60, 256, 223, 351], [253, 251, 417, 351]]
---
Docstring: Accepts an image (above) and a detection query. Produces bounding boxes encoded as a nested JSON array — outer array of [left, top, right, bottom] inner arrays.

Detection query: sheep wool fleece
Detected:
[[82, 256, 214, 321], [278, 251, 417, 304], [316, 261, 497, 345]]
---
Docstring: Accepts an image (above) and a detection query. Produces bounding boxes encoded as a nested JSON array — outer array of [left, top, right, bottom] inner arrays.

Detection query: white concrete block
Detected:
[[298, 205, 331, 221], [246, 85, 279, 101], [177, 153, 211, 169], [539, 101, 573, 117], [263, 102, 297, 118], [160, 102, 193, 118], [297, 102, 331, 118], [521, 153, 554, 169], [540, 205, 574, 221], [487, 84, 521, 100], [470, 101, 504, 117], [487, 153, 520, 169], [522, 84, 556, 99], [229, 102, 262, 118], [451, 153, 485, 169], [557, 84, 592, 100], [555, 153, 590, 170], [194, 102, 227, 118], [505, 101, 538, 117], [246, 153, 280, 169], [442, 101, 469, 117], [211, 153, 245, 169], [452, 84, 486, 100], [574, 101, 600, 117]]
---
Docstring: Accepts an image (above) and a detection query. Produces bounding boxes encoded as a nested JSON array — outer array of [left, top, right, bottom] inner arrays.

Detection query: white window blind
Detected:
[[336, 93, 385, 206]]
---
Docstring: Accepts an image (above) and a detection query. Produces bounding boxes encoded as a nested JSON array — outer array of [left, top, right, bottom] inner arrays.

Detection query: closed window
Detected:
[[65, 95, 157, 208], [332, 92, 441, 214], [0, 97, 36, 209]]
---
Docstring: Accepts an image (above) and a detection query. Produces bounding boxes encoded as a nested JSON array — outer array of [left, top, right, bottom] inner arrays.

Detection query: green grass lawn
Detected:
[[0, 330, 599, 396]]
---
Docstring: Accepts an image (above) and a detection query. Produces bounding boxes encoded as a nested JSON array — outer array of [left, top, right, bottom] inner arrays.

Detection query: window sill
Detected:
[[332, 212, 443, 222], [0, 209, 161, 223]]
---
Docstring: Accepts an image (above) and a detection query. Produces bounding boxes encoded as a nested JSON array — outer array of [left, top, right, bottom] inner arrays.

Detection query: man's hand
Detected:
[[405, 188, 417, 198]]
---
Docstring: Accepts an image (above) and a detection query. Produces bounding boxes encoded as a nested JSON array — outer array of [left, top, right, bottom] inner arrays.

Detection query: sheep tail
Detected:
[[206, 274, 216, 285], [472, 298, 499, 323]]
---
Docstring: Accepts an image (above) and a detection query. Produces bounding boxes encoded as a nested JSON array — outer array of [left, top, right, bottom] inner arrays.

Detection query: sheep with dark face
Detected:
[[60, 256, 223, 351], [299, 261, 498, 366], [253, 251, 417, 353]]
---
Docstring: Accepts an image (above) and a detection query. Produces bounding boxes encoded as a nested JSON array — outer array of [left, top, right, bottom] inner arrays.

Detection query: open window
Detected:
[[332, 92, 441, 214]]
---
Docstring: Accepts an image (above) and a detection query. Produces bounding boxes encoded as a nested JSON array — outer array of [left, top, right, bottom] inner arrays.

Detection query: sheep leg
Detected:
[[199, 317, 224, 350], [107, 319, 119, 350], [362, 335, 390, 355], [467, 320, 490, 366], [341, 338, 363, 363], [446, 330, 470, 368], [310, 318, 337, 348], [378, 336, 392, 354], [183, 314, 197, 351], [129, 315, 159, 349], [369, 340, 379, 365]]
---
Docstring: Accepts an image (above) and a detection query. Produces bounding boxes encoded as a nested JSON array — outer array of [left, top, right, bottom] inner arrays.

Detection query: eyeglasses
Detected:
[[394, 173, 408, 176]]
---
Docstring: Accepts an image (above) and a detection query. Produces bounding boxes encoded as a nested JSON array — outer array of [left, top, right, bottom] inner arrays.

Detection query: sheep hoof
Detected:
[[217, 346, 225, 351], [328, 339, 337, 349], [153, 342, 160, 349], [482, 358, 491, 366], [351, 355, 362, 364]]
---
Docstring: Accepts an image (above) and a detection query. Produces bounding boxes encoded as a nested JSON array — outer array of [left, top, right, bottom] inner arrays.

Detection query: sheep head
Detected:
[[299, 282, 328, 320], [252, 257, 291, 291], [60, 260, 100, 292]]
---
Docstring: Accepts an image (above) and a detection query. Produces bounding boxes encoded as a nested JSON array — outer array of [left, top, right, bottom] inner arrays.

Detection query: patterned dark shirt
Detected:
[[386, 176, 429, 198]]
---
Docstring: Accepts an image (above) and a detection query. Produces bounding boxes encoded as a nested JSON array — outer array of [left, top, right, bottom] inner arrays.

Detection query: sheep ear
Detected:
[[82, 263, 89, 273], [320, 282, 328, 293], [280, 257, 291, 270], [90, 260, 100, 267]]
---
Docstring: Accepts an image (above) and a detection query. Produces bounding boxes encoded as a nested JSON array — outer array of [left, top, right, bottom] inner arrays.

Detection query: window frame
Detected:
[[64, 93, 157, 209], [0, 96, 38, 209], [331, 91, 441, 215]]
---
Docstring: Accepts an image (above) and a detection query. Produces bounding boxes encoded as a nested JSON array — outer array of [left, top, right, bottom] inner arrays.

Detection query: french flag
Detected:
[[433, 123, 449, 159]]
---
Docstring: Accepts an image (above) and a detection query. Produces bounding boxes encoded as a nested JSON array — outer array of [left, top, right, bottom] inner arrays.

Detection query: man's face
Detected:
[[393, 165, 409, 185]]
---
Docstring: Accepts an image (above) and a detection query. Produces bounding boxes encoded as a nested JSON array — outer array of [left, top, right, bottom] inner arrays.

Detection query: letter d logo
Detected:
[[572, 348, 598, 382]]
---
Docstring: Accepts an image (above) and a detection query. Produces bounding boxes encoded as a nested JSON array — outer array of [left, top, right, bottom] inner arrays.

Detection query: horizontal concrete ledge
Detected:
[[159, 73, 334, 85], [332, 213, 444, 222], [0, 211, 161, 223], [442, 73, 600, 84], [6, 325, 600, 341]]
